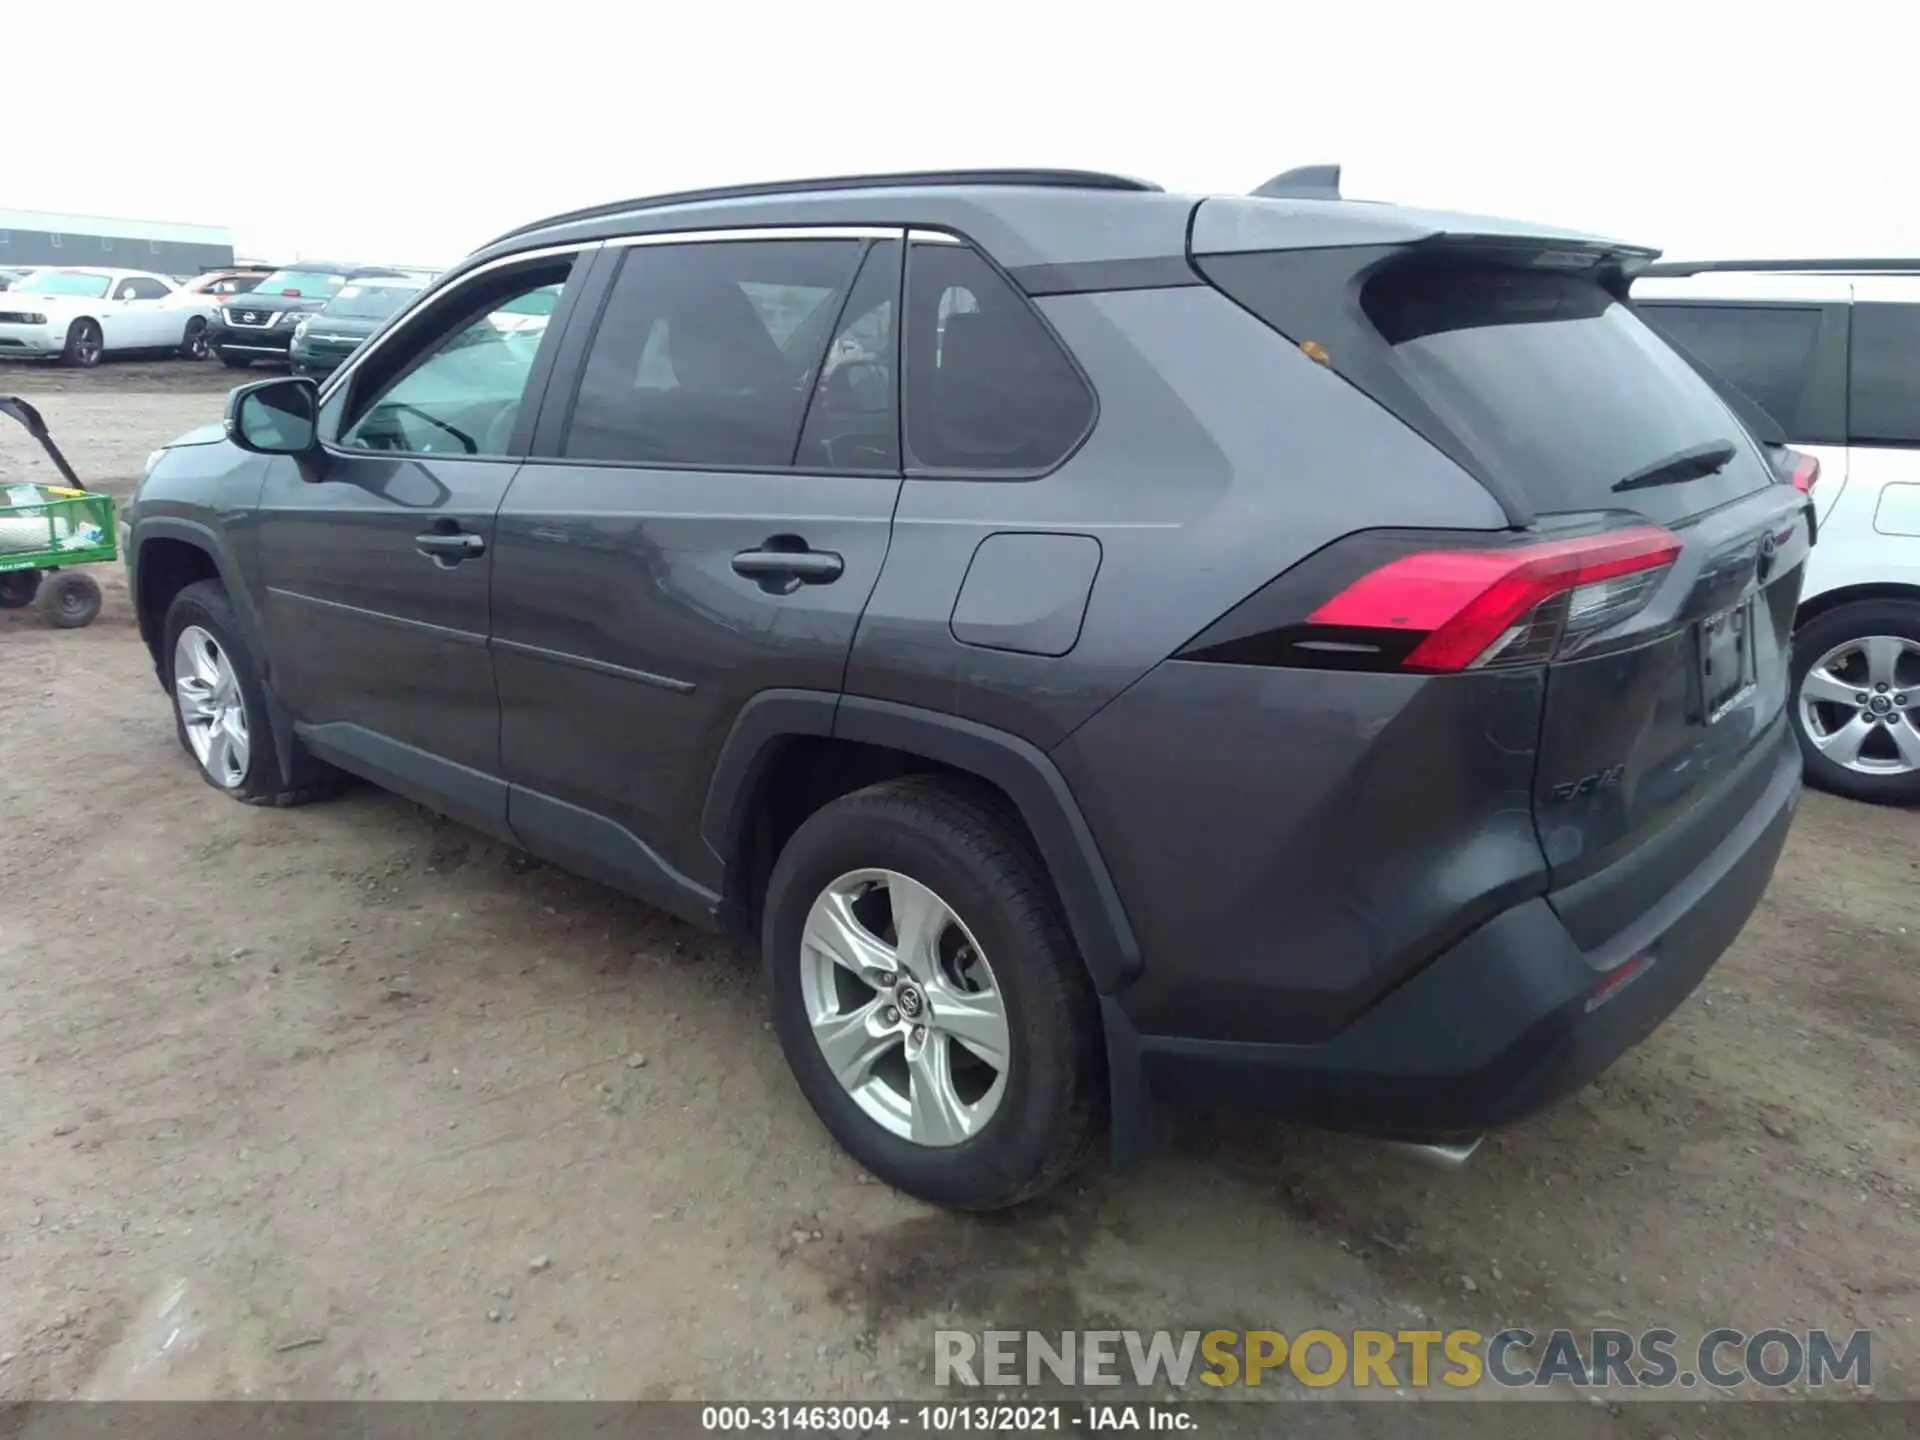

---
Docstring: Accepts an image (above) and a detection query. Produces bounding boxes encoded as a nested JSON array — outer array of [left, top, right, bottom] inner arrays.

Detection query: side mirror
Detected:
[[227, 376, 319, 456]]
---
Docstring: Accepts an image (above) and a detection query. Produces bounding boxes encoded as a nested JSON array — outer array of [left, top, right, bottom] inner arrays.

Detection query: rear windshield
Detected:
[[1199, 248, 1774, 525], [1360, 262, 1770, 523]]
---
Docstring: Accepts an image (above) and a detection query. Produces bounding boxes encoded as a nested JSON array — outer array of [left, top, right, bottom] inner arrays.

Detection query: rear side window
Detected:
[[1635, 300, 1848, 444], [794, 240, 901, 472], [563, 238, 863, 469], [1360, 263, 1772, 521], [1848, 303, 1920, 445], [903, 242, 1093, 474]]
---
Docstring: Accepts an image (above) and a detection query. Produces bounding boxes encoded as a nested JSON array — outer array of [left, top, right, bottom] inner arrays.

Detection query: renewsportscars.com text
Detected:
[[934, 1327, 1872, 1391]]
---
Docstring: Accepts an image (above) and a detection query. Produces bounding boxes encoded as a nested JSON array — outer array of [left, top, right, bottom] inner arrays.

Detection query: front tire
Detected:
[[762, 777, 1103, 1210], [163, 579, 338, 806], [218, 351, 252, 370], [1791, 598, 1920, 804], [61, 319, 102, 367]]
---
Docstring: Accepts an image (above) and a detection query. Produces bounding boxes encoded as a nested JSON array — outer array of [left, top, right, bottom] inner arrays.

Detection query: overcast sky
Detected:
[[9, 1, 1911, 268]]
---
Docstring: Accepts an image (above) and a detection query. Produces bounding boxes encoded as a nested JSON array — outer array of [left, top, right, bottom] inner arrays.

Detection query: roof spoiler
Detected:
[[1251, 164, 1342, 201]]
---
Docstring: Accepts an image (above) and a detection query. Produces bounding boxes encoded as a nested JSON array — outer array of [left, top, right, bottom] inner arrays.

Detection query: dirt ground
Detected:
[[3, 357, 1918, 1427]]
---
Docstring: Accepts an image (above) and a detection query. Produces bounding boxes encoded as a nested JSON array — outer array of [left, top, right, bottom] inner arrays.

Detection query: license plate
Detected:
[[1698, 601, 1758, 723]]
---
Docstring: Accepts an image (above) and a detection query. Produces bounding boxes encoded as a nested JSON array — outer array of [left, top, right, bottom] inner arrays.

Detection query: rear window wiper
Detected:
[[1612, 439, 1737, 493]]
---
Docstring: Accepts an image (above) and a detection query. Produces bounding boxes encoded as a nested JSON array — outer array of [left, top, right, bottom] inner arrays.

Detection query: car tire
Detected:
[[61, 319, 102, 368], [38, 571, 101, 628], [180, 318, 211, 361], [0, 569, 42, 609], [163, 579, 339, 806], [1790, 597, 1920, 804], [218, 352, 251, 370], [761, 776, 1103, 1210]]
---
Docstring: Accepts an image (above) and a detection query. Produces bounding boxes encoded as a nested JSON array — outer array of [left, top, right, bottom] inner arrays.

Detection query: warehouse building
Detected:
[[0, 207, 235, 276]]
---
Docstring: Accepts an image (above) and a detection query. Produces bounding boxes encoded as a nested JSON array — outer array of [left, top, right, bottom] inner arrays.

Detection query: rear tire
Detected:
[[163, 579, 339, 806], [39, 571, 101, 628], [180, 318, 211, 360], [61, 319, 102, 367], [762, 776, 1103, 1210], [1790, 597, 1920, 804]]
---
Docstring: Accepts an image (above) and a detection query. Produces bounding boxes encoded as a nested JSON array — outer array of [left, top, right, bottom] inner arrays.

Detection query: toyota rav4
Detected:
[[125, 167, 1807, 1209]]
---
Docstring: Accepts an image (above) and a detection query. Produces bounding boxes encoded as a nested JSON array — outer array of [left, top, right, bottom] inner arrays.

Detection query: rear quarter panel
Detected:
[[844, 285, 1510, 747]]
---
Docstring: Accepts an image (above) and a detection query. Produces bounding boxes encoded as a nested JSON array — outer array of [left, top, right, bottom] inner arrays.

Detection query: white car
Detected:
[[0, 267, 219, 365], [1635, 261, 1920, 803]]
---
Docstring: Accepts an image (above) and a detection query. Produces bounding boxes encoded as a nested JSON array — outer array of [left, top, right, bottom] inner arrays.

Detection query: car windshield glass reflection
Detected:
[[322, 283, 423, 321], [19, 271, 112, 298]]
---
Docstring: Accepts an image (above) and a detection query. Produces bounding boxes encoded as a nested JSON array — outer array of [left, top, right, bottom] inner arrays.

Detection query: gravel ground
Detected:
[[2, 363, 1917, 1430]]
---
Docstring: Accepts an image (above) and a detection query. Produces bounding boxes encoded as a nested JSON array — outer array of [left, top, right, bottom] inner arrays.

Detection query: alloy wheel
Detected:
[[1798, 634, 1920, 775], [799, 869, 1011, 1146], [173, 625, 251, 788]]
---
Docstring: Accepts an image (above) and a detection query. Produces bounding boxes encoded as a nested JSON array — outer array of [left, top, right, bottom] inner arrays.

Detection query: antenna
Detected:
[[1252, 164, 1342, 201]]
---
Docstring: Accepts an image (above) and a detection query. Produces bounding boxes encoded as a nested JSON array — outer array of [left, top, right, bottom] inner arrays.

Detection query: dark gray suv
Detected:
[[125, 168, 1808, 1209]]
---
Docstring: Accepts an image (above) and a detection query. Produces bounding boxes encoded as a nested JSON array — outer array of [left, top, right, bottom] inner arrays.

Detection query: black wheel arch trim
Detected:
[[132, 516, 310, 792], [699, 689, 1144, 997]]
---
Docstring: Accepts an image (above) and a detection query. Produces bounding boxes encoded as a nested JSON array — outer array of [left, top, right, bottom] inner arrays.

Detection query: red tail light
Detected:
[[1786, 451, 1820, 495], [1307, 525, 1682, 673]]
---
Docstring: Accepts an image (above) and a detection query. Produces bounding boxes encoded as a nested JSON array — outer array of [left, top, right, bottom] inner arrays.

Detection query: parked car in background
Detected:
[[127, 167, 1808, 1208], [289, 274, 428, 378], [1635, 261, 1920, 803], [0, 268, 35, 291], [173, 267, 272, 306], [0, 267, 217, 365], [209, 262, 406, 369]]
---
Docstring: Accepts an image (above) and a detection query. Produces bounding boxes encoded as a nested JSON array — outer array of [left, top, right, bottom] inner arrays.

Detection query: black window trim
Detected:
[[524, 224, 910, 480], [900, 227, 1100, 483], [315, 240, 599, 464]]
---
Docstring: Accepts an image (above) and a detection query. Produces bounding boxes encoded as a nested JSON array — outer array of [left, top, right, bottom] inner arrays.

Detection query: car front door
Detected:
[[488, 229, 905, 914], [250, 247, 594, 840], [118, 276, 177, 346]]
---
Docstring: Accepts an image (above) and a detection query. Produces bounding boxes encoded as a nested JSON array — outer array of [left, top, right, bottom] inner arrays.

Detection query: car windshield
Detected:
[[322, 282, 422, 321], [18, 271, 113, 298], [255, 269, 354, 299]]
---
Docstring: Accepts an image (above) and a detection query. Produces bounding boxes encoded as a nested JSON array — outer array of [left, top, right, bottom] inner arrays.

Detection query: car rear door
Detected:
[[251, 246, 595, 841], [488, 228, 905, 914]]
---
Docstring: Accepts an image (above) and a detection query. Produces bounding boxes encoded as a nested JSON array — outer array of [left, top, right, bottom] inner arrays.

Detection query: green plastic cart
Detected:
[[0, 396, 114, 628]]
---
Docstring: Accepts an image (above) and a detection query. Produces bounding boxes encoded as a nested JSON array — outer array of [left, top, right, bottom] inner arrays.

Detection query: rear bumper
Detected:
[[1123, 717, 1800, 1143]]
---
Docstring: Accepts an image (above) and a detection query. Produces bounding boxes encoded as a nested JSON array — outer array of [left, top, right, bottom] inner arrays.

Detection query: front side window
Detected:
[[338, 262, 572, 458], [562, 237, 864, 468], [902, 242, 1093, 473]]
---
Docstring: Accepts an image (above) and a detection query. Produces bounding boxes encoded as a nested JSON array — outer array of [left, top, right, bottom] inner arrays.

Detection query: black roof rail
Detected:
[[1251, 164, 1342, 201], [1642, 257, 1920, 278], [485, 169, 1163, 248]]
